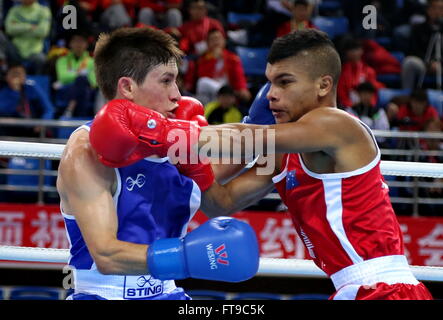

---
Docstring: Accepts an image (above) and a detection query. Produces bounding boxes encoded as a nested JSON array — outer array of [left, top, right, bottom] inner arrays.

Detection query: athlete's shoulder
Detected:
[[59, 127, 114, 180], [302, 107, 365, 134], [303, 106, 355, 121]]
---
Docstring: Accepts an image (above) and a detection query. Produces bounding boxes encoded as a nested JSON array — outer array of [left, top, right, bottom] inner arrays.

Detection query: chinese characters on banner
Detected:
[[0, 203, 442, 267]]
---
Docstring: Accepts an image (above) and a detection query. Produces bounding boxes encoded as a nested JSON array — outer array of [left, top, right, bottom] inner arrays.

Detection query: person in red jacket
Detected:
[[184, 28, 251, 104], [168, 0, 225, 56], [394, 90, 440, 131], [337, 37, 385, 107], [276, 0, 316, 38]]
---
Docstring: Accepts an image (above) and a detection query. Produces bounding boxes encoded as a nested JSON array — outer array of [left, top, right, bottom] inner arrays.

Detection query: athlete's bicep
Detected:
[[270, 111, 344, 154]]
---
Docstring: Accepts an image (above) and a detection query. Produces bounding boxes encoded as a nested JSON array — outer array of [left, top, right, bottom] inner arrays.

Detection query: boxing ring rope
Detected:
[[1, 141, 443, 178], [0, 245, 443, 282], [1, 140, 443, 282]]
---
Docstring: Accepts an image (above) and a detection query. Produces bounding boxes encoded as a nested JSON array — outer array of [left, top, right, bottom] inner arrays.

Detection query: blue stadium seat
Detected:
[[390, 51, 405, 64], [384, 175, 400, 198], [9, 286, 62, 300], [187, 290, 227, 300], [319, 1, 342, 12], [230, 292, 282, 300], [312, 16, 349, 39], [236, 46, 269, 76], [376, 52, 405, 87], [7, 157, 54, 187], [427, 89, 443, 116], [290, 293, 330, 300], [55, 117, 92, 139], [377, 88, 411, 108], [227, 12, 263, 25], [0, 287, 4, 300], [396, 0, 405, 8], [375, 37, 392, 49], [377, 74, 401, 87]]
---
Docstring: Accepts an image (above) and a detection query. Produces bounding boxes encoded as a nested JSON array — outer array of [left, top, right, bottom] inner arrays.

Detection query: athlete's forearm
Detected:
[[198, 124, 275, 163], [92, 240, 149, 275]]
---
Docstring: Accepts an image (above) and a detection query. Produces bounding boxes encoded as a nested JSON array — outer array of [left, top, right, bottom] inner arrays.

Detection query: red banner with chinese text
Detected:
[[0, 203, 442, 267]]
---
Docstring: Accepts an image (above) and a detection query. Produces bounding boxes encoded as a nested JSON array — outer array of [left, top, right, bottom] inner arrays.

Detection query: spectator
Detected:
[[401, 0, 443, 90], [99, 0, 136, 31], [169, 0, 224, 56], [392, 1, 429, 55], [361, 39, 401, 76], [184, 28, 251, 104], [347, 82, 390, 131], [0, 64, 54, 136], [391, 90, 440, 131], [204, 85, 243, 124], [4, 0, 52, 74], [344, 82, 389, 147], [417, 119, 443, 216], [276, 0, 316, 38], [337, 37, 385, 108], [54, 31, 97, 118], [138, 0, 183, 29], [227, 0, 293, 47]]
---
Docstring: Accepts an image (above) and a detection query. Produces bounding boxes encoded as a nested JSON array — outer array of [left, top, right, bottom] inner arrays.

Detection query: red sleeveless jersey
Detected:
[[272, 130, 404, 276]]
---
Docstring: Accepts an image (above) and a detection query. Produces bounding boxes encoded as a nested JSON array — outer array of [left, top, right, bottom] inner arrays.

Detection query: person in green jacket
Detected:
[[5, 0, 51, 74], [55, 31, 97, 118], [205, 85, 244, 124]]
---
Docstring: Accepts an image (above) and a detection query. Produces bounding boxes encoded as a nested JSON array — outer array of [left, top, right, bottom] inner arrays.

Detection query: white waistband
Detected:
[[74, 269, 177, 300], [330, 255, 418, 291]]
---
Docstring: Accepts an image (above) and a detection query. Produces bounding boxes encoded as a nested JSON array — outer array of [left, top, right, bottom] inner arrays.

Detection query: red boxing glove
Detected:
[[89, 99, 200, 168], [174, 97, 215, 192], [174, 96, 208, 127]]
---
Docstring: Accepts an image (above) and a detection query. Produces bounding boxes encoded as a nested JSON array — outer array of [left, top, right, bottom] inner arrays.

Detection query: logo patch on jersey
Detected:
[[300, 227, 316, 259], [125, 174, 146, 191], [286, 170, 299, 190], [206, 243, 229, 269], [123, 275, 163, 299]]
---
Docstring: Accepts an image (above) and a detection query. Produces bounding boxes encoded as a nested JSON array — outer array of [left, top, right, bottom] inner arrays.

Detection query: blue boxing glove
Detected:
[[147, 217, 259, 282], [242, 82, 275, 125]]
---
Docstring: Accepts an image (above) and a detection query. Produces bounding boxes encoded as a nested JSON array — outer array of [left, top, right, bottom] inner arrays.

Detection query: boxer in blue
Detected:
[[56, 27, 259, 300]]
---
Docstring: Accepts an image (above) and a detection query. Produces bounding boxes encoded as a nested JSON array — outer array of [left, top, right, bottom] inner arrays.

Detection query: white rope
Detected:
[[380, 161, 443, 178], [0, 246, 69, 263], [0, 246, 442, 282], [0, 141, 64, 159], [1, 141, 443, 178]]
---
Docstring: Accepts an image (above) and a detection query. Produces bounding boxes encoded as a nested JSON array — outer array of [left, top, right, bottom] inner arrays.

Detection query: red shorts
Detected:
[[330, 282, 433, 300]]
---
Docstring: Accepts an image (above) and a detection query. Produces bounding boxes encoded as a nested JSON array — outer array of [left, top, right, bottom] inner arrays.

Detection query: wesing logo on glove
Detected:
[[206, 243, 229, 269]]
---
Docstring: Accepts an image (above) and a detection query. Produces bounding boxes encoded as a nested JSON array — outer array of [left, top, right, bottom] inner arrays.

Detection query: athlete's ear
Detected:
[[117, 77, 136, 100], [318, 75, 333, 98]]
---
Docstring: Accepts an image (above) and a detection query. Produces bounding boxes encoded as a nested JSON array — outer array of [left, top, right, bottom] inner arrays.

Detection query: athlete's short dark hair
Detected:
[[268, 29, 341, 86]]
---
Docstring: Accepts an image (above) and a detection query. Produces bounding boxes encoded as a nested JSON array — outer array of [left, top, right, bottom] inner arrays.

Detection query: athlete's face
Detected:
[[265, 56, 322, 123], [131, 60, 181, 118]]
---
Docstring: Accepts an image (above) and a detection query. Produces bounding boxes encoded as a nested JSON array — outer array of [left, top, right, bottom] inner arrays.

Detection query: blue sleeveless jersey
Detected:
[[62, 121, 200, 300]]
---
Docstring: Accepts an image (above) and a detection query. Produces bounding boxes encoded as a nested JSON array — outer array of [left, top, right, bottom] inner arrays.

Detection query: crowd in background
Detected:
[[0, 0, 442, 215]]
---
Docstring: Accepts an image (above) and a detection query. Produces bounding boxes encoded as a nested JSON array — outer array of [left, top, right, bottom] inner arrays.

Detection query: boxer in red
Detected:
[[90, 29, 433, 300]]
